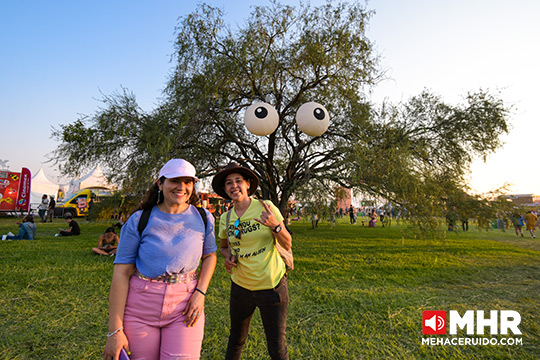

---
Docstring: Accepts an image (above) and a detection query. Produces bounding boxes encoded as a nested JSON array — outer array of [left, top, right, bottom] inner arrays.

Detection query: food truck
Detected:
[[0, 168, 31, 213], [55, 188, 113, 217]]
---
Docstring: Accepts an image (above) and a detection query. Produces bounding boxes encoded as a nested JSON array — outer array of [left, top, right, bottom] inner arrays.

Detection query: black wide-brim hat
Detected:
[[211, 162, 260, 200]]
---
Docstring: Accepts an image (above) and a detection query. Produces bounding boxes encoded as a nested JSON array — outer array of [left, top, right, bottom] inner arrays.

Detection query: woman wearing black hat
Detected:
[[212, 162, 292, 360]]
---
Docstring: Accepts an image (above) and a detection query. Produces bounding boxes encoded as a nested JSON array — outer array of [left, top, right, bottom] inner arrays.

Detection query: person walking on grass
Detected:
[[510, 212, 525, 237], [349, 205, 355, 224], [46, 195, 56, 222], [213, 162, 292, 360], [310, 211, 319, 229], [524, 210, 537, 238], [103, 159, 217, 360]]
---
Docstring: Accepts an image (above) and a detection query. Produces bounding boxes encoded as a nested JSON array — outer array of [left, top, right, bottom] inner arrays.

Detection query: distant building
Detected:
[[504, 194, 540, 207], [336, 187, 378, 210], [337, 187, 352, 210]]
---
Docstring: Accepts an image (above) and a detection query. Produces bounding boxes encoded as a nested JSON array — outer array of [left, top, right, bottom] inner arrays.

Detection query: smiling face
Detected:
[[224, 173, 251, 202], [158, 176, 194, 209]]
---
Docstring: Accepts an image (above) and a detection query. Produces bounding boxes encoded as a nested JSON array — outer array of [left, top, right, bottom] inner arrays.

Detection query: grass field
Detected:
[[0, 216, 539, 359]]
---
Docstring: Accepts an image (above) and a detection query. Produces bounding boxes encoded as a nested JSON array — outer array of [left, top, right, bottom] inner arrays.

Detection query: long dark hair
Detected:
[[132, 176, 199, 213]]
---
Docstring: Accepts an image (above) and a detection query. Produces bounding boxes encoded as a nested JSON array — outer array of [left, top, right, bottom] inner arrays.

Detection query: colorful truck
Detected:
[[55, 188, 113, 217], [0, 168, 31, 213]]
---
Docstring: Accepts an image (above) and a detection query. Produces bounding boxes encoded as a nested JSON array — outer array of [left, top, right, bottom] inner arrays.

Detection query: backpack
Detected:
[[138, 206, 208, 236]]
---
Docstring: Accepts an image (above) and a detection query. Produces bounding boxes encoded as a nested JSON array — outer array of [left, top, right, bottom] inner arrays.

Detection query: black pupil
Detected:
[[313, 108, 325, 120], [255, 107, 268, 119]]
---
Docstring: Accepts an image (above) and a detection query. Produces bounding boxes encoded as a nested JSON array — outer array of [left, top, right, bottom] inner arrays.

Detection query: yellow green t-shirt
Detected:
[[218, 199, 285, 291]]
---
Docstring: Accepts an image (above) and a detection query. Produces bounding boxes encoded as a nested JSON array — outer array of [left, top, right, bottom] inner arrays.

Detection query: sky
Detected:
[[1, 0, 539, 195]]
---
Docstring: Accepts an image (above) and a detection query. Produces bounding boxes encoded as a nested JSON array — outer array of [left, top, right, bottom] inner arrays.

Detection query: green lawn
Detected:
[[0, 216, 539, 359]]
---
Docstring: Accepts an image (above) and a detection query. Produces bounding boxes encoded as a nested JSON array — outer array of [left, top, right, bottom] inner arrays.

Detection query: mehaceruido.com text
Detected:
[[422, 337, 522, 346]]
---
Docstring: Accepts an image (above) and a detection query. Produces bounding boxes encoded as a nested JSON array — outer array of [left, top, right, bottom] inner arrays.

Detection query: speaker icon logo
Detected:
[[423, 311, 447, 335]]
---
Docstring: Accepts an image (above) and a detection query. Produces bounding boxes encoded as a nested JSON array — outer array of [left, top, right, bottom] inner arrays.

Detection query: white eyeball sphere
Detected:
[[244, 102, 279, 136], [295, 102, 329, 137]]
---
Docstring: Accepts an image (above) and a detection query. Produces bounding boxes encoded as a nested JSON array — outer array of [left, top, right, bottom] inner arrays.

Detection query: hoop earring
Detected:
[[157, 190, 162, 205]]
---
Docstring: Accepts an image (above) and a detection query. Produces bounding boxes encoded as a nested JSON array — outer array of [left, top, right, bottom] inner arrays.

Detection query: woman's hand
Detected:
[[224, 254, 237, 274], [103, 330, 129, 360], [254, 201, 279, 229], [183, 291, 205, 327]]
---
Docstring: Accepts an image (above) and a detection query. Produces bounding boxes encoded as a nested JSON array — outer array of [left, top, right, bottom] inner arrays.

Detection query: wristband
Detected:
[[195, 288, 206, 296], [107, 326, 124, 338]]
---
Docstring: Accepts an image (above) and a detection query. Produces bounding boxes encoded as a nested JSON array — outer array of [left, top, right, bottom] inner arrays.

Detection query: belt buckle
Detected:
[[169, 274, 179, 284]]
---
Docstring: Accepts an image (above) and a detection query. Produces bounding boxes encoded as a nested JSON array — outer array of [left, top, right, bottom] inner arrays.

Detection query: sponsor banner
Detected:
[[16, 168, 31, 212]]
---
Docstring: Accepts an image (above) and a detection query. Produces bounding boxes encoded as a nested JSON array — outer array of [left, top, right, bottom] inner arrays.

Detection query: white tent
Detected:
[[63, 165, 116, 195], [30, 168, 60, 205]]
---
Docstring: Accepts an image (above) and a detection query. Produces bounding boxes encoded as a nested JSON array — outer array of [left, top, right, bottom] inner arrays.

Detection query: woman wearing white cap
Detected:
[[212, 162, 292, 360], [103, 159, 217, 360]]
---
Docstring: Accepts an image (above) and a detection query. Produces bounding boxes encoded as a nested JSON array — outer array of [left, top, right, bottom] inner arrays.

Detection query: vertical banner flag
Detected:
[[17, 168, 31, 212]]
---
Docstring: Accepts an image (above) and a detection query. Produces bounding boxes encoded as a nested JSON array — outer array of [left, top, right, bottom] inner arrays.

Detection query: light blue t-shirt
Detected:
[[114, 205, 217, 278]]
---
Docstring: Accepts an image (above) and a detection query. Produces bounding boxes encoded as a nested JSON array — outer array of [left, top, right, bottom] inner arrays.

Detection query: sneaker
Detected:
[[1, 235, 6, 241], [7, 232, 14, 236], [55, 234, 60, 237]]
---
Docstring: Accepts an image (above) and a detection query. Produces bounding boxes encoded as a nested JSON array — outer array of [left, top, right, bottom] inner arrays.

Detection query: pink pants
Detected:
[[123, 275, 204, 360]]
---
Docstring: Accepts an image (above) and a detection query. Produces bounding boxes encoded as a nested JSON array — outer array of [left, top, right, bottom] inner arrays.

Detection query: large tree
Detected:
[[52, 1, 510, 220]]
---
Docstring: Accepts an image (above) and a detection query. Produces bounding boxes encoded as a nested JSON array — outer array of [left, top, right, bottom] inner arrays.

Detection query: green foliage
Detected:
[[51, 2, 379, 211], [50, 88, 190, 193], [163, 1, 381, 213], [344, 90, 510, 232], [89, 192, 140, 221], [1, 218, 539, 359], [51, 2, 510, 225]]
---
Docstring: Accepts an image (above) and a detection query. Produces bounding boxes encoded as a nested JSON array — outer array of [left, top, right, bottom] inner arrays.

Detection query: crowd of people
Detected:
[[502, 210, 538, 238], [302, 205, 394, 229], [344, 205, 392, 227]]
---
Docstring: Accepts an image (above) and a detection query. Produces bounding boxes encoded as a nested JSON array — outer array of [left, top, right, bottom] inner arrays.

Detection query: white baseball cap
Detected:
[[158, 159, 200, 182]]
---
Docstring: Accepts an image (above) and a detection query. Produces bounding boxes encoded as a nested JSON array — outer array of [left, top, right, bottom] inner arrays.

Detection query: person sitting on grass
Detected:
[[1, 215, 37, 240], [92, 227, 120, 256], [57, 214, 81, 236]]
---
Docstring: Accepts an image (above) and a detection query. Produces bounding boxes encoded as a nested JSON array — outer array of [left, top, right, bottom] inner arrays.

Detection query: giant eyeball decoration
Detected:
[[244, 102, 279, 136], [295, 102, 329, 137]]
